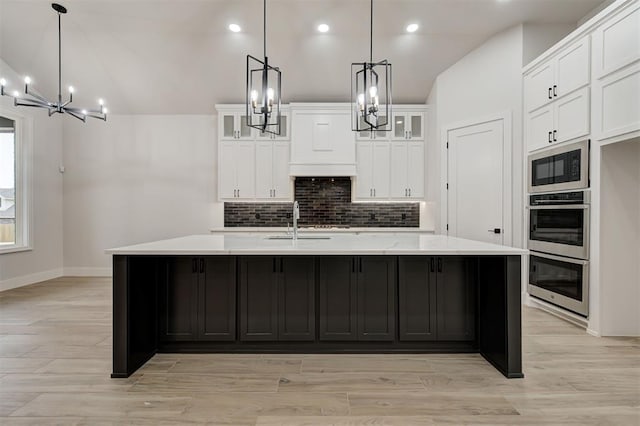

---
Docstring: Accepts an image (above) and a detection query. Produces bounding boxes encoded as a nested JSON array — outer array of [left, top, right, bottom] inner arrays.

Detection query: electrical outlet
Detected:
[[401, 213, 407, 220], [255, 213, 261, 219]]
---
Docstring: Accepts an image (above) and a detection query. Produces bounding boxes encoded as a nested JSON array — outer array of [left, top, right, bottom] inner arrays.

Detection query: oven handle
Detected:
[[528, 204, 589, 210], [530, 251, 588, 266]]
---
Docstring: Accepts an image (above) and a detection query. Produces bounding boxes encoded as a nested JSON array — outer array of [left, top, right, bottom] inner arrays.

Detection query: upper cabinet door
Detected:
[[356, 141, 374, 199], [526, 105, 555, 153], [256, 112, 290, 141], [255, 141, 274, 200], [555, 86, 590, 144], [218, 141, 237, 200], [390, 142, 408, 198], [406, 142, 425, 198], [219, 112, 254, 140], [524, 61, 555, 113], [234, 142, 256, 199], [221, 114, 237, 140], [372, 142, 390, 198], [272, 141, 292, 200], [391, 113, 424, 140], [592, 2, 640, 80], [392, 114, 407, 140], [555, 35, 590, 99]]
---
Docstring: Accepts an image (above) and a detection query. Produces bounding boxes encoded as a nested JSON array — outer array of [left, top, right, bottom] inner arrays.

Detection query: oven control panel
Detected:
[[530, 191, 588, 206]]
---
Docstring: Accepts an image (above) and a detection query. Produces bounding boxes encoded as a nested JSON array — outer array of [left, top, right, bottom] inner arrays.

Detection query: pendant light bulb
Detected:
[[98, 98, 104, 106], [0, 78, 6, 87], [250, 90, 259, 108], [357, 93, 365, 111], [68, 86, 75, 94], [369, 86, 377, 97], [24, 76, 32, 85]]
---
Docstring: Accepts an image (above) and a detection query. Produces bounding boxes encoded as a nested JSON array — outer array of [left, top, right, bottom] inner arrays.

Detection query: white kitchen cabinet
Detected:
[[592, 1, 640, 142], [218, 141, 256, 200], [255, 141, 291, 200], [355, 115, 390, 140], [524, 35, 591, 113], [256, 111, 290, 141], [220, 111, 254, 141], [392, 112, 424, 140], [390, 141, 425, 199], [526, 86, 590, 152], [356, 141, 390, 199]]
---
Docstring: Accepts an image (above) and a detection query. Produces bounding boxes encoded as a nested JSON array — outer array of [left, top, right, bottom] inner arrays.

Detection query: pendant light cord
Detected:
[[263, 0, 267, 58], [58, 10, 62, 102], [370, 0, 373, 63]]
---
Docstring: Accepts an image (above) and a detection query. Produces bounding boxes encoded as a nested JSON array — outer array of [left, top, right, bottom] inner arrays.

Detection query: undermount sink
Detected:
[[266, 235, 331, 240]]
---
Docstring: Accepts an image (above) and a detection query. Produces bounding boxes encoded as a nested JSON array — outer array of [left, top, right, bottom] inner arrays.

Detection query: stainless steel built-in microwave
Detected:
[[528, 140, 589, 194]]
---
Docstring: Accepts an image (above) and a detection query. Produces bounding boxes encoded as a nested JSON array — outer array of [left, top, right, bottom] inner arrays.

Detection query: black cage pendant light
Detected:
[[0, 3, 107, 122], [352, 0, 392, 132], [246, 0, 282, 135]]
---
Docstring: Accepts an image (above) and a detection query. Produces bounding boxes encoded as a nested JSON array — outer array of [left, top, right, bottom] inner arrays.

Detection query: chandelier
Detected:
[[246, 0, 282, 135], [352, 0, 392, 132], [0, 3, 107, 122]]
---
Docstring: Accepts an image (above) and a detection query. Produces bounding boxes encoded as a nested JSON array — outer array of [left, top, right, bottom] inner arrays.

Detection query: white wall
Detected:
[[427, 25, 525, 249], [62, 115, 223, 274], [0, 59, 64, 291], [523, 23, 576, 66], [599, 138, 640, 336]]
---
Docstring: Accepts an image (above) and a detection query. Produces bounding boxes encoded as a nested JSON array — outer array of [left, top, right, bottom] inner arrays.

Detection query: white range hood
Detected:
[[289, 103, 357, 176]]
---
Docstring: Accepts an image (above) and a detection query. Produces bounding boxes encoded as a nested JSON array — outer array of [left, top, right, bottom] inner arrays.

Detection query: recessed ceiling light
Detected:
[[406, 23, 419, 33], [318, 23, 330, 33], [228, 23, 241, 33]]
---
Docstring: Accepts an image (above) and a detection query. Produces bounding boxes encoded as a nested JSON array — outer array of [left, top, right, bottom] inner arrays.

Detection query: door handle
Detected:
[[548, 87, 552, 99], [437, 258, 442, 273], [430, 257, 435, 273], [199, 258, 205, 274], [548, 131, 553, 143], [488, 228, 501, 234], [553, 130, 557, 142], [553, 85, 557, 97]]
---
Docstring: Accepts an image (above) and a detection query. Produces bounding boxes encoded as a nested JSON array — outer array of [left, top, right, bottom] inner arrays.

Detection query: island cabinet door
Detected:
[[357, 256, 396, 341], [198, 257, 237, 341], [318, 257, 358, 341], [239, 257, 279, 341], [435, 257, 476, 341], [398, 257, 437, 341], [278, 257, 315, 341], [160, 257, 199, 341]]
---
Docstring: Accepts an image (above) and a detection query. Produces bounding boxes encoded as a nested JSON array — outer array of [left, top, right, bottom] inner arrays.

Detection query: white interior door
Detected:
[[447, 119, 504, 245]]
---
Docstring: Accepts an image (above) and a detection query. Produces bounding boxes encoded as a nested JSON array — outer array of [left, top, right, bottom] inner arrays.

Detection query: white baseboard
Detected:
[[63, 267, 112, 277], [0, 268, 64, 292], [586, 328, 601, 337]]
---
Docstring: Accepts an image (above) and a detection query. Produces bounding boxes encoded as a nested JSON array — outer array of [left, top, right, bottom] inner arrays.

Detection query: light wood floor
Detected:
[[0, 277, 638, 425]]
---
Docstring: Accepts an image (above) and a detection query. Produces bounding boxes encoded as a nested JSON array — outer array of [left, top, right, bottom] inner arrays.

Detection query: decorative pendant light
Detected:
[[352, 0, 392, 132], [246, 0, 282, 135], [0, 3, 107, 122]]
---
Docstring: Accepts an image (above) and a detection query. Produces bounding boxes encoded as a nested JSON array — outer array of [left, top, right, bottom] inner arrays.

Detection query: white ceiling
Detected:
[[0, 0, 605, 114]]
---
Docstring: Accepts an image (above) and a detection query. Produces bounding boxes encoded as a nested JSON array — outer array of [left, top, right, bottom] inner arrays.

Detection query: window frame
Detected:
[[0, 105, 33, 254]]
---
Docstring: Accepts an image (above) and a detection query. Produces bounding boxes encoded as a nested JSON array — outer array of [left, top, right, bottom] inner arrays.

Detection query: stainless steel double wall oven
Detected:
[[527, 140, 590, 316]]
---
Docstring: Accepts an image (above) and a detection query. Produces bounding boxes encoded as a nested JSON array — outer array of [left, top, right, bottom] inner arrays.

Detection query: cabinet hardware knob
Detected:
[[553, 130, 557, 142], [548, 87, 553, 99], [548, 131, 553, 143], [488, 228, 501, 234], [553, 85, 557, 97]]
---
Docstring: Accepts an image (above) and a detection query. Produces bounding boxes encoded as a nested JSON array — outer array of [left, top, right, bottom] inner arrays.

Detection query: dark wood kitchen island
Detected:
[[107, 234, 526, 379]]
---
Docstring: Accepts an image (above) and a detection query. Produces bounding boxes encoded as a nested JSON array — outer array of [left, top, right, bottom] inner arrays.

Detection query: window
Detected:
[[0, 108, 32, 254]]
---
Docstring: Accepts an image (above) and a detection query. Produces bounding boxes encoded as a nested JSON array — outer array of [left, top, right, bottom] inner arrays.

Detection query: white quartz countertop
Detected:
[[106, 234, 527, 256], [209, 227, 435, 234]]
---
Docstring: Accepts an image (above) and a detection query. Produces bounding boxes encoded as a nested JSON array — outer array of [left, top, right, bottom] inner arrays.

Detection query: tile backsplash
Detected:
[[224, 177, 419, 228]]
